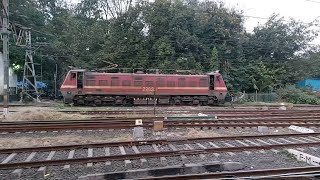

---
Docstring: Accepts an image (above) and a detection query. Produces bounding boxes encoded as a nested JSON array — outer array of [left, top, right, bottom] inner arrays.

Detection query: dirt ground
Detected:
[[0, 102, 318, 149], [0, 134, 134, 149]]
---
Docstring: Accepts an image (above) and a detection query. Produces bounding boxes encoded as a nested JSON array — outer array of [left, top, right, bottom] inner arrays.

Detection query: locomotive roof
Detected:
[[85, 72, 219, 77], [70, 69, 220, 77]]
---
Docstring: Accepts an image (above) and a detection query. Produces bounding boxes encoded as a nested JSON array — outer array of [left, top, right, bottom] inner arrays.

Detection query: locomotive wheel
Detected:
[[201, 101, 208, 106], [122, 99, 129, 106]]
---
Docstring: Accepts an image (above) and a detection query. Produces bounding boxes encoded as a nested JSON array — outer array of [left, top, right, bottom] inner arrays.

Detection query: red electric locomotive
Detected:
[[60, 69, 228, 106]]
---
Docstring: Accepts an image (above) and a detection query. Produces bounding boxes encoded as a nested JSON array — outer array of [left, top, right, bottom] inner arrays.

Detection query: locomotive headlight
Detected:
[[67, 91, 71, 94]]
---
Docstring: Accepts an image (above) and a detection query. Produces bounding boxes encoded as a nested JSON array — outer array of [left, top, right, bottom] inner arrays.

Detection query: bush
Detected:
[[277, 85, 320, 105]]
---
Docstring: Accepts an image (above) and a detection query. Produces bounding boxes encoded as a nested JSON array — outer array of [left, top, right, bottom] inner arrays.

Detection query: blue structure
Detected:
[[16, 81, 48, 89], [297, 79, 320, 91]]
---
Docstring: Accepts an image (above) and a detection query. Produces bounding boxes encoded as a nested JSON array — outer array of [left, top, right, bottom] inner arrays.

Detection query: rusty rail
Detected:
[[1, 119, 320, 132], [137, 166, 320, 179], [1, 141, 320, 169], [1, 132, 319, 153]]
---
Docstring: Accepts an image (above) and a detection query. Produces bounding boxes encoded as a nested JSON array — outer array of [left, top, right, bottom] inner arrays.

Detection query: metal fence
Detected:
[[241, 93, 278, 103]]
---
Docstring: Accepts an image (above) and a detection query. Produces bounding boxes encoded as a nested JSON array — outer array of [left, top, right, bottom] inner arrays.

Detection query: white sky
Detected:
[[222, 0, 320, 44], [69, 0, 320, 44]]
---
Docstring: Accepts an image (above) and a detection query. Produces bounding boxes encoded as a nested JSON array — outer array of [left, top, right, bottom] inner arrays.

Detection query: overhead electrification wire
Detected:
[[304, 0, 320, 4]]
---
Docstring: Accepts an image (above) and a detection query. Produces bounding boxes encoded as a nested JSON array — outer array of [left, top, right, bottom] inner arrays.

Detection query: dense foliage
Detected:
[[6, 0, 320, 92], [277, 85, 320, 105]]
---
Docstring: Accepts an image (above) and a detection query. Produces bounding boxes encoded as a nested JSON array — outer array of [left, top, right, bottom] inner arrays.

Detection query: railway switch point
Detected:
[[258, 126, 269, 133]]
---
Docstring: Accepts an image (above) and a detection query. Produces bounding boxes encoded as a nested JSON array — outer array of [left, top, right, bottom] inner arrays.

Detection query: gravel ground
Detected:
[[10, 153, 31, 163], [51, 151, 68, 160], [31, 151, 50, 162], [156, 144, 171, 151], [169, 144, 186, 150], [93, 148, 105, 157], [124, 146, 135, 154], [109, 147, 121, 155], [137, 145, 154, 153], [0, 149, 311, 180], [0, 153, 11, 163], [74, 149, 87, 158], [300, 147, 320, 157], [1, 105, 320, 179]]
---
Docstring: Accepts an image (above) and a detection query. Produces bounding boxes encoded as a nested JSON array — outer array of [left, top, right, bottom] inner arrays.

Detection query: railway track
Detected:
[[138, 166, 320, 180], [0, 133, 320, 170], [60, 109, 320, 115], [2, 116, 320, 132]]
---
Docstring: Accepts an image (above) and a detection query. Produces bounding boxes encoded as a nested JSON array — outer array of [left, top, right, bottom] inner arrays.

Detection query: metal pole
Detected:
[[40, 53, 43, 82], [153, 90, 156, 115], [1, 0, 9, 119], [54, 64, 57, 99]]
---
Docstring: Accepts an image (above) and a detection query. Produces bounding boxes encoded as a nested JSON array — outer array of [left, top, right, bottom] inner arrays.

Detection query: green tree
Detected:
[[210, 47, 218, 71]]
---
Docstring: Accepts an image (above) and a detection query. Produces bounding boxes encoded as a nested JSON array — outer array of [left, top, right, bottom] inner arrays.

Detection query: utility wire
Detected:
[[304, 0, 320, 4]]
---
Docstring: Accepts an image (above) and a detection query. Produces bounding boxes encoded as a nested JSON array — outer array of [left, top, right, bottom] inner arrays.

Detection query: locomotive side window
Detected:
[[86, 80, 95, 86], [122, 80, 131, 86], [178, 78, 185, 87], [111, 77, 119, 86], [189, 81, 196, 87], [146, 81, 154, 87], [134, 76, 143, 87], [167, 81, 175, 87], [156, 81, 164, 87], [199, 78, 207, 87], [99, 80, 108, 86], [134, 81, 142, 87]]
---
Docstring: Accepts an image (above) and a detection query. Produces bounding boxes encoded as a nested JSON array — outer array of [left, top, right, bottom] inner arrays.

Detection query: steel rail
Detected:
[[1, 121, 320, 132], [3, 115, 320, 125], [1, 141, 320, 169], [136, 166, 320, 180], [0, 132, 319, 154], [59, 109, 320, 114]]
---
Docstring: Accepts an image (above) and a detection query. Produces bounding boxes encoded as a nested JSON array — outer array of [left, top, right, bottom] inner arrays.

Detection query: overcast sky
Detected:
[[223, 0, 320, 44], [69, 0, 320, 44]]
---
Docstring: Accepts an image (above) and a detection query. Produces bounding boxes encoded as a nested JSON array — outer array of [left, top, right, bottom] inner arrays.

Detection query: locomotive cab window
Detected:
[[209, 75, 214, 90], [71, 72, 76, 79]]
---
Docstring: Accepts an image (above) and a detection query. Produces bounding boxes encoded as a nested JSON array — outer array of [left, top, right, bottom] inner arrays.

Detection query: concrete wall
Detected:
[[0, 52, 3, 95], [9, 68, 17, 88], [0, 52, 18, 96]]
